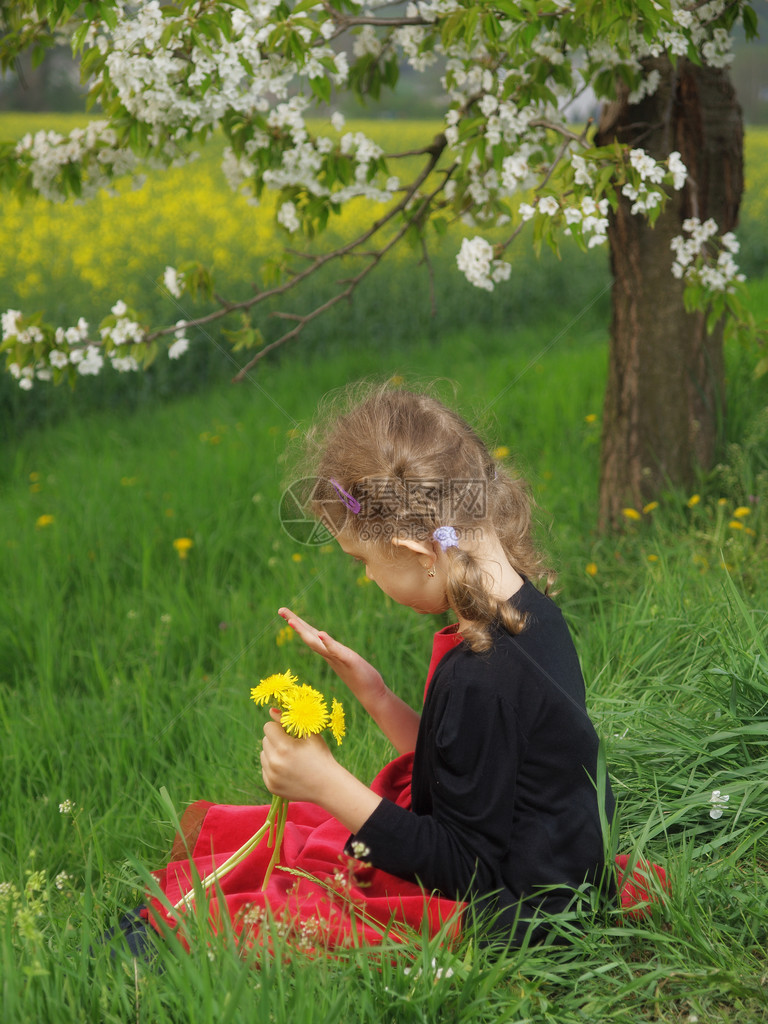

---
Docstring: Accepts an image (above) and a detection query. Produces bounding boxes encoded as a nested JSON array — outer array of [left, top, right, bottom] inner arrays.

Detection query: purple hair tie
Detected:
[[329, 478, 361, 514], [433, 526, 459, 551]]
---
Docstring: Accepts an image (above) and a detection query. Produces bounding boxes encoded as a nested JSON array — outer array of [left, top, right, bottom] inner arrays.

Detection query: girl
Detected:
[[141, 384, 615, 953]]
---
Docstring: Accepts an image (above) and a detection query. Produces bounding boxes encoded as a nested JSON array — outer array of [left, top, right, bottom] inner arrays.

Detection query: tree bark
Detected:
[[596, 57, 743, 530]]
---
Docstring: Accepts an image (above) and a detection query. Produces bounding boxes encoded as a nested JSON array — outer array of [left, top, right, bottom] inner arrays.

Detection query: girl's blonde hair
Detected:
[[299, 383, 555, 652]]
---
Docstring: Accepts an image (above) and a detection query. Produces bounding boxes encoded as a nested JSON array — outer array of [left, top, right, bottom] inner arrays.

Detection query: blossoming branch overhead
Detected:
[[0, 0, 758, 388]]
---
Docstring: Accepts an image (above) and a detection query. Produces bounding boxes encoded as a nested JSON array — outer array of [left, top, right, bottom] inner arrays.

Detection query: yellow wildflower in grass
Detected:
[[647, 554, 659, 562], [250, 670, 299, 705], [642, 501, 659, 514], [330, 699, 346, 746], [173, 537, 193, 559], [622, 508, 642, 522], [281, 685, 330, 739], [29, 472, 41, 482], [745, 527, 757, 537], [35, 514, 54, 528], [687, 494, 701, 508], [291, 552, 303, 563], [275, 625, 294, 647], [357, 573, 372, 586], [585, 562, 598, 577], [729, 520, 744, 531], [493, 446, 510, 459], [718, 498, 728, 506], [584, 414, 598, 424], [733, 506, 751, 518], [29, 482, 41, 493]]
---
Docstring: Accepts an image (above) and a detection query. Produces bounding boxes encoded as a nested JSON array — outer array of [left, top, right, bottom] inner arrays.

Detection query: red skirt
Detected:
[[145, 753, 462, 953], [145, 754, 669, 953]]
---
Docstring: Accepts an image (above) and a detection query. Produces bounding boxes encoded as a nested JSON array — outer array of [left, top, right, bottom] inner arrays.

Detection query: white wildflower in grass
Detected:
[[54, 871, 72, 890], [404, 957, 455, 980], [709, 789, 730, 819], [58, 799, 75, 814]]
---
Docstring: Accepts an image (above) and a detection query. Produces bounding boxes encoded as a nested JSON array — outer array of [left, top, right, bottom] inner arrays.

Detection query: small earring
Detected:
[[426, 564, 436, 578]]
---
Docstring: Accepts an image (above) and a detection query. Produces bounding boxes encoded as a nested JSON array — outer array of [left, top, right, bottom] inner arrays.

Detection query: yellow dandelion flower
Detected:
[[35, 514, 54, 529], [745, 526, 756, 537], [687, 494, 700, 508], [275, 625, 293, 647], [733, 506, 751, 519], [647, 554, 659, 562], [29, 483, 41, 493], [291, 552, 303, 563], [173, 537, 193, 559], [330, 698, 346, 746], [622, 508, 642, 521], [585, 562, 598, 577], [493, 446, 510, 459], [390, 374, 404, 385], [642, 501, 659, 514], [729, 520, 744, 531], [29, 471, 41, 482], [280, 685, 329, 738], [357, 574, 372, 586], [717, 498, 728, 506], [584, 413, 598, 424], [250, 670, 299, 706]]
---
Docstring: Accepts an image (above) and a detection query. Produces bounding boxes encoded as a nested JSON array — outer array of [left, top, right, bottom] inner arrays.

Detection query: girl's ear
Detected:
[[390, 536, 435, 559]]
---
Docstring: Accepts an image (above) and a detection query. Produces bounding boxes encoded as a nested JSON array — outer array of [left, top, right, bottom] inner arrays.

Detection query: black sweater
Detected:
[[348, 581, 615, 939]]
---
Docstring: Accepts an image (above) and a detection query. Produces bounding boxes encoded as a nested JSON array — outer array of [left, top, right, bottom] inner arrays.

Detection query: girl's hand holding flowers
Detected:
[[261, 708, 339, 804], [174, 670, 350, 911]]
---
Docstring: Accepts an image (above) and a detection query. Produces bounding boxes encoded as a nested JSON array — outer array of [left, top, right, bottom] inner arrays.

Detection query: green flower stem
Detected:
[[261, 796, 288, 892], [174, 797, 281, 911]]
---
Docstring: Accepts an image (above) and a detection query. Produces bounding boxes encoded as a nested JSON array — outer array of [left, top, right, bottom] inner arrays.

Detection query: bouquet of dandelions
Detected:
[[175, 670, 345, 910]]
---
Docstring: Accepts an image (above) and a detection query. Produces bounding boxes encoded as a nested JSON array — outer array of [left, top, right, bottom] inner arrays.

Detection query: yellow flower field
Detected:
[[1, 112, 766, 326]]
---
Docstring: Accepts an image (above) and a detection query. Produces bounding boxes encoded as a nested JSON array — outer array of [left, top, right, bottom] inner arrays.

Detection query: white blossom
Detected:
[[49, 350, 69, 369], [277, 201, 301, 233], [538, 195, 559, 216], [163, 266, 185, 299], [668, 151, 687, 190], [77, 346, 104, 376]]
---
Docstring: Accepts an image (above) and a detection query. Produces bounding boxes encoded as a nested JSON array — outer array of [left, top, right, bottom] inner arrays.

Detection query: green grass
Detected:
[[1, 303, 767, 1021]]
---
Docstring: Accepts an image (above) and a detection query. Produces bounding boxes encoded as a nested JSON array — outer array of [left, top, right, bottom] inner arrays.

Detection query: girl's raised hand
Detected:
[[276, 606, 421, 754], [277, 607, 385, 702]]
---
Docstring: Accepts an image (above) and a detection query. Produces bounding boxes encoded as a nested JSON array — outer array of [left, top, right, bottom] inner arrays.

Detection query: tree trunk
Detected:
[[596, 57, 743, 531]]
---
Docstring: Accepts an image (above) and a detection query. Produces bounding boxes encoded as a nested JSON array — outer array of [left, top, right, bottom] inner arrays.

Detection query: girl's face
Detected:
[[337, 534, 450, 616]]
